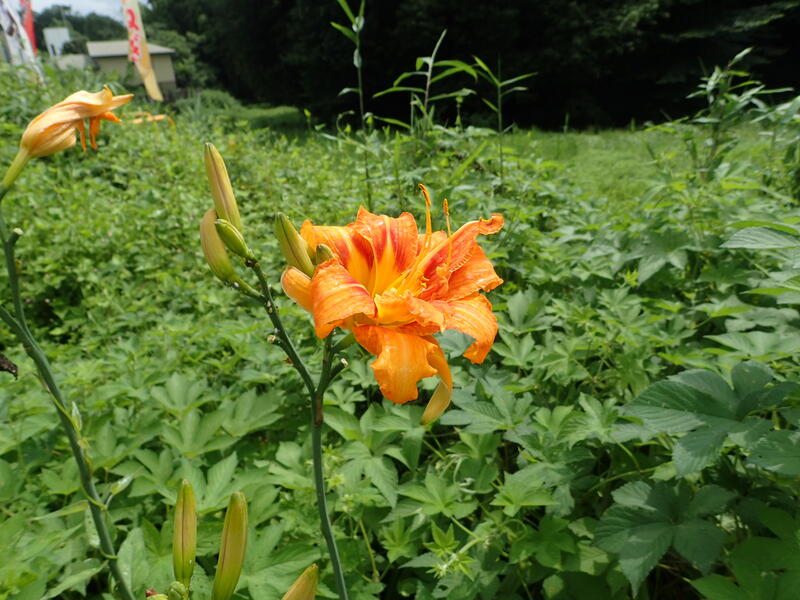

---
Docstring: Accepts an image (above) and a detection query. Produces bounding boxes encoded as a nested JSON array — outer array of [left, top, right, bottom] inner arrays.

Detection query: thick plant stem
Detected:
[[0, 202, 136, 600], [250, 263, 349, 599]]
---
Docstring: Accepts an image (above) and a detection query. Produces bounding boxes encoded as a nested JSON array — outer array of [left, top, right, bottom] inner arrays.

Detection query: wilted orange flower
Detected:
[[281, 185, 503, 423], [20, 86, 133, 159]]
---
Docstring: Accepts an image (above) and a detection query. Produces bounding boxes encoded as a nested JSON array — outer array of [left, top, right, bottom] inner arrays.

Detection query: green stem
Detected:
[[249, 262, 349, 599], [0, 204, 135, 600]]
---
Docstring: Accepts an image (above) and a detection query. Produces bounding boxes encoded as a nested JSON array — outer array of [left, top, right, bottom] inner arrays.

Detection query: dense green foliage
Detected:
[[3, 54, 800, 600]]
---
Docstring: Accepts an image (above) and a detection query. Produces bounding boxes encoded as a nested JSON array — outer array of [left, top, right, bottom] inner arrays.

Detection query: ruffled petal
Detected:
[[421, 339, 453, 424], [300, 221, 373, 287], [374, 290, 445, 330], [281, 267, 312, 312], [413, 214, 503, 300], [352, 207, 419, 293], [353, 326, 445, 403], [445, 245, 503, 300], [434, 294, 498, 363], [310, 259, 376, 338]]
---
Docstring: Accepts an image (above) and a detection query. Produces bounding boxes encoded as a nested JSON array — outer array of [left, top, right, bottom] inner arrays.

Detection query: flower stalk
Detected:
[[0, 88, 134, 600], [0, 198, 135, 600], [249, 260, 349, 600], [201, 147, 349, 599]]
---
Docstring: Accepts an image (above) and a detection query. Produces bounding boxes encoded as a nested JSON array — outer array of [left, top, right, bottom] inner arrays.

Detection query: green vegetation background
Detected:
[[3, 48, 800, 599]]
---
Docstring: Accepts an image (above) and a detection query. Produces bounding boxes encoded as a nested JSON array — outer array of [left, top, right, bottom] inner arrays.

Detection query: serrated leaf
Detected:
[[673, 519, 723, 572], [749, 430, 800, 475], [673, 428, 727, 476], [722, 226, 800, 249]]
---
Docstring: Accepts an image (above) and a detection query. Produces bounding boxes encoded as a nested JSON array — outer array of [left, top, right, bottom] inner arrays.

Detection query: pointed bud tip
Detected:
[[281, 563, 319, 600], [274, 213, 315, 276]]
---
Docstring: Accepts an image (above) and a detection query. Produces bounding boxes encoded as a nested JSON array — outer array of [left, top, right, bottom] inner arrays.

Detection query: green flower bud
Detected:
[[205, 143, 242, 232], [281, 564, 319, 600], [200, 209, 237, 284], [215, 219, 255, 261], [211, 492, 248, 600], [172, 480, 197, 587], [315, 244, 335, 264], [274, 213, 315, 276]]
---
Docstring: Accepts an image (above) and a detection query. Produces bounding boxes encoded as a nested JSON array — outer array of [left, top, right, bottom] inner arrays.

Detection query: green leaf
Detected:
[[628, 380, 721, 433], [687, 485, 737, 518], [43, 559, 103, 599], [673, 519, 723, 572], [749, 430, 800, 475], [673, 428, 727, 476], [491, 468, 555, 516], [722, 226, 800, 249], [707, 331, 800, 359], [731, 360, 774, 398], [364, 456, 398, 507], [330, 21, 357, 44], [118, 528, 148, 597], [595, 506, 673, 593], [692, 574, 748, 600]]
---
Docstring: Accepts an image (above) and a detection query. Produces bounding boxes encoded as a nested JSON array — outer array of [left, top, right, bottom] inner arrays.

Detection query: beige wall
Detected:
[[94, 54, 177, 92]]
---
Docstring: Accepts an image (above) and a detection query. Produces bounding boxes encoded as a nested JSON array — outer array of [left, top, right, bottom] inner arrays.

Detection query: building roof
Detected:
[[87, 40, 175, 58]]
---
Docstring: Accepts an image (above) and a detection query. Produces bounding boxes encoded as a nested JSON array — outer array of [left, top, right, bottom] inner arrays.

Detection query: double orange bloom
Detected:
[[282, 185, 503, 422]]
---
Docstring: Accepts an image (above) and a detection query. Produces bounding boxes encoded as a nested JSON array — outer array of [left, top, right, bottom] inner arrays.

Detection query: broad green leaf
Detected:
[[722, 226, 800, 249], [749, 430, 800, 475], [673, 428, 727, 476], [692, 574, 748, 600], [43, 559, 103, 599], [673, 519, 723, 572]]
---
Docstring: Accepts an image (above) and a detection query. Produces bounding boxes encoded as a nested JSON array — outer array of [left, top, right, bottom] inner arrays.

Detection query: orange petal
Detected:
[[281, 267, 312, 312], [416, 214, 504, 300], [89, 116, 101, 150], [76, 119, 87, 151], [311, 259, 376, 338], [434, 294, 498, 363], [352, 207, 419, 293], [420, 339, 453, 424], [353, 326, 444, 403], [446, 245, 504, 300], [300, 221, 373, 287], [374, 290, 445, 330]]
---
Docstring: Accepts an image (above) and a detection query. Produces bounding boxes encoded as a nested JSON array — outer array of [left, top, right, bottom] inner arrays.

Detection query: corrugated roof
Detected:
[[87, 40, 175, 58]]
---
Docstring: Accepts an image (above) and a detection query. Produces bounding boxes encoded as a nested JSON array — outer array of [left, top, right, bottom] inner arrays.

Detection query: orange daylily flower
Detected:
[[2, 86, 133, 190], [19, 86, 133, 159], [281, 185, 503, 423]]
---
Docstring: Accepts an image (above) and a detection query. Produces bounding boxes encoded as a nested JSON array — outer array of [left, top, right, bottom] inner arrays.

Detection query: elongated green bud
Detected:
[[215, 219, 255, 261], [200, 209, 237, 284], [315, 244, 335, 264], [281, 564, 319, 600], [172, 480, 197, 587], [211, 492, 248, 600], [205, 143, 242, 231], [275, 213, 315, 276]]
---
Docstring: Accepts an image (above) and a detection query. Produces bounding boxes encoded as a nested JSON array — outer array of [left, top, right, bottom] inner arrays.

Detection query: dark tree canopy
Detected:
[[45, 0, 800, 128]]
